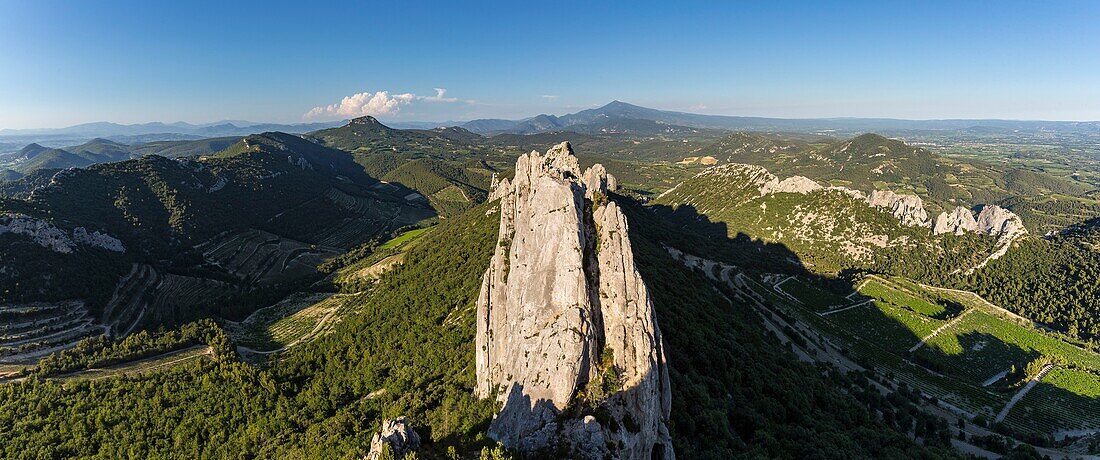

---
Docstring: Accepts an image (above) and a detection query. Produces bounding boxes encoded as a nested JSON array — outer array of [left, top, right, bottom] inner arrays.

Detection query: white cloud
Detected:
[[541, 95, 559, 101], [304, 88, 462, 119], [423, 88, 458, 103]]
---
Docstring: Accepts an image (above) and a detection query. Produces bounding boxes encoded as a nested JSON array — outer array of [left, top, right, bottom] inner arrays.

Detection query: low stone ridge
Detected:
[[759, 175, 822, 195], [365, 417, 420, 460], [476, 142, 674, 459], [0, 213, 125, 253]]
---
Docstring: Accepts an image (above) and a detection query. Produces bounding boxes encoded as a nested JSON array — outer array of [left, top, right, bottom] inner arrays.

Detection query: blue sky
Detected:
[[1, 0, 1098, 128]]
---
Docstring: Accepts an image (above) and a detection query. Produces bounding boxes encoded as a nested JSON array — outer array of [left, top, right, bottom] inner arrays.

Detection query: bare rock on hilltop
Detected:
[[366, 417, 420, 460], [933, 206, 979, 235], [867, 190, 931, 227], [475, 142, 674, 460]]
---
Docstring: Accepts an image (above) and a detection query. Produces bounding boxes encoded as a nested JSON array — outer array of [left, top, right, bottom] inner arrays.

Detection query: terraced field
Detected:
[[859, 277, 950, 317], [199, 229, 339, 284], [321, 187, 436, 248], [831, 299, 946, 348], [102, 264, 159, 337], [772, 271, 1100, 437], [0, 301, 104, 364], [1002, 367, 1100, 436], [774, 277, 848, 311], [230, 292, 357, 352], [918, 311, 1100, 384], [144, 273, 235, 325]]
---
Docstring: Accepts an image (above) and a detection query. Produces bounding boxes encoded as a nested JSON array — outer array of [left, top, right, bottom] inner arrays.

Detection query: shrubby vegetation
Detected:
[[33, 319, 233, 377], [0, 199, 963, 458], [967, 223, 1100, 341]]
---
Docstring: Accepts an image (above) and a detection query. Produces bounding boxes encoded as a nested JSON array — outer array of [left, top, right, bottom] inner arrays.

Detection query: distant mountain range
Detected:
[[458, 101, 1100, 136], [0, 120, 345, 138], [7, 101, 1099, 149]]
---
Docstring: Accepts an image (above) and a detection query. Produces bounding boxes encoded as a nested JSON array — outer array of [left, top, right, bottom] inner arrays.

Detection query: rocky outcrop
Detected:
[[366, 417, 420, 460], [759, 175, 822, 195], [933, 207, 979, 235], [475, 142, 673, 460], [0, 214, 125, 254], [975, 205, 1026, 237], [866, 190, 931, 227], [932, 205, 1025, 237]]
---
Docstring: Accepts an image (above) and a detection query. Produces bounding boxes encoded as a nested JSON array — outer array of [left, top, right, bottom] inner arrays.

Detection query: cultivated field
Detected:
[[198, 229, 339, 284], [229, 292, 357, 352], [0, 301, 104, 364]]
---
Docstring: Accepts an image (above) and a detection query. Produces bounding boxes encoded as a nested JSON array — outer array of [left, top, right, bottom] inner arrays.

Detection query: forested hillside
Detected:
[[0, 198, 963, 458]]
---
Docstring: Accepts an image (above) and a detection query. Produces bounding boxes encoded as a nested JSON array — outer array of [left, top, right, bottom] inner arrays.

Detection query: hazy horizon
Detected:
[[2, 1, 1099, 129], [5, 99, 1100, 133]]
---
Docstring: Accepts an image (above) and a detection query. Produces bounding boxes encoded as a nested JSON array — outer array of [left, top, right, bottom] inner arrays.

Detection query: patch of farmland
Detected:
[[230, 292, 353, 352], [143, 273, 235, 326], [917, 311, 1100, 385], [0, 301, 104, 364], [859, 277, 950, 318], [198, 229, 339, 284], [102, 263, 159, 337], [831, 299, 946, 350], [775, 277, 849, 312], [52, 345, 212, 382], [1002, 367, 1100, 436]]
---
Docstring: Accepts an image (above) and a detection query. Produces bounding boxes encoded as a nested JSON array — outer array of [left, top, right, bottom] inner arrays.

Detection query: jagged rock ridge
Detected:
[[475, 142, 674, 459], [365, 417, 420, 460]]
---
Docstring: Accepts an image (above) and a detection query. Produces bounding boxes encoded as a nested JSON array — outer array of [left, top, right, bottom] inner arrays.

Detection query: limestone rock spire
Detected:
[[475, 142, 674, 459]]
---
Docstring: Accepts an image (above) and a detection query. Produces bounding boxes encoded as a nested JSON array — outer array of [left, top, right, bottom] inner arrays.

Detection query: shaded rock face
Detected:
[[366, 417, 420, 460], [476, 142, 674, 460], [867, 190, 930, 227], [0, 214, 125, 253]]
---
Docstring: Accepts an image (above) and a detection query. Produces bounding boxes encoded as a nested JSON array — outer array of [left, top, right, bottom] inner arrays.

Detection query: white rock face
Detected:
[[366, 417, 420, 460], [476, 142, 674, 460], [932, 205, 1026, 237], [933, 207, 979, 235], [0, 214, 125, 253], [975, 205, 1026, 236], [759, 175, 822, 195], [866, 190, 931, 227]]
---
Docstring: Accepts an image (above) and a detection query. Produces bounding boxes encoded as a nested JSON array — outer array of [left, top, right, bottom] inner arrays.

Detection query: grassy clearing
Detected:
[[380, 227, 431, 250], [859, 278, 947, 317]]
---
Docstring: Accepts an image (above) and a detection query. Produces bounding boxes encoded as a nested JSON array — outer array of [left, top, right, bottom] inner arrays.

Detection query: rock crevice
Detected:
[[475, 142, 673, 460]]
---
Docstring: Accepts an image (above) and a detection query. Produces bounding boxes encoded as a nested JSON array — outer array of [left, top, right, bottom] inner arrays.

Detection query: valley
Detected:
[[1, 103, 1098, 458]]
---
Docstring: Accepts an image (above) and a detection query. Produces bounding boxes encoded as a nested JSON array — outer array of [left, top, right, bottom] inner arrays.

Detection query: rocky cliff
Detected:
[[475, 142, 674, 460], [932, 204, 1026, 237], [867, 190, 931, 227], [933, 206, 979, 235]]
